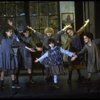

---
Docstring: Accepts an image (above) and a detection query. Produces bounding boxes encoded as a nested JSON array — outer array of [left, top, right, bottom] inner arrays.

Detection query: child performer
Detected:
[[34, 38, 77, 88], [0, 25, 34, 88], [75, 32, 100, 80], [27, 25, 70, 83]]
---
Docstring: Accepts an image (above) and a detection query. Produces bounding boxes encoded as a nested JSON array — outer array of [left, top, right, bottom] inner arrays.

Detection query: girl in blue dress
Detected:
[[0, 25, 32, 88]]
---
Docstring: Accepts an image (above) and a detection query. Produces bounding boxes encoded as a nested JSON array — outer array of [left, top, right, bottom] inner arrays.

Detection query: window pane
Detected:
[[48, 16, 59, 29], [38, 16, 48, 29], [48, 2, 58, 15], [0, 18, 6, 33], [16, 3, 25, 16], [0, 3, 6, 17], [29, 1, 38, 16], [30, 16, 39, 29], [38, 2, 48, 15], [6, 3, 16, 17]]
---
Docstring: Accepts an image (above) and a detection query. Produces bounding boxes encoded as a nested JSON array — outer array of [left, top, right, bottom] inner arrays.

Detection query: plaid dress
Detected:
[[46, 46, 65, 75]]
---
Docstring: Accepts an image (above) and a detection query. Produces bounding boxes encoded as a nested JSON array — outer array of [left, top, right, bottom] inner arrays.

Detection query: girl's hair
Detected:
[[83, 32, 94, 40], [3, 25, 13, 37], [4, 25, 13, 32], [48, 38, 56, 45], [44, 27, 54, 35], [23, 27, 30, 33]]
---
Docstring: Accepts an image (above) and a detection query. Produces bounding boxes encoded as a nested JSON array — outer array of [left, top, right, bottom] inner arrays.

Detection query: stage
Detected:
[[0, 69, 100, 98]]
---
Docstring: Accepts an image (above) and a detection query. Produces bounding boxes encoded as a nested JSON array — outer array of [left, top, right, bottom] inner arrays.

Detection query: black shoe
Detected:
[[11, 85, 16, 89], [29, 79, 36, 85], [15, 84, 21, 89], [11, 80, 16, 88], [53, 83, 60, 89]]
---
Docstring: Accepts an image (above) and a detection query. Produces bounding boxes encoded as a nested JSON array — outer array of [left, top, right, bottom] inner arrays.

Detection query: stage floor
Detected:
[[0, 69, 100, 98]]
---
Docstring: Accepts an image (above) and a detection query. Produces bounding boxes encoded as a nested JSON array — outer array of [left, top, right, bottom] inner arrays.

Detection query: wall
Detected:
[[83, 1, 95, 37]]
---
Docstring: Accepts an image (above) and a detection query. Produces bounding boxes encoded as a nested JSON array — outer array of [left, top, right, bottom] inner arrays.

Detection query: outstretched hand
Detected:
[[62, 24, 72, 31], [25, 46, 36, 52], [84, 19, 90, 26], [34, 58, 39, 63], [71, 54, 78, 61], [36, 47, 43, 51]]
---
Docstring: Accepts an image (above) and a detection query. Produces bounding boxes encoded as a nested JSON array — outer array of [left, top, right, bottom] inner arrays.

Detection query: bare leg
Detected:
[[0, 71, 4, 88], [28, 68, 35, 84]]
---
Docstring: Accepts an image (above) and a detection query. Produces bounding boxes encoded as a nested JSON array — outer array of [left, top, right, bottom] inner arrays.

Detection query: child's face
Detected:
[[5, 29, 13, 37], [67, 29, 74, 37], [46, 32, 52, 37], [49, 42, 54, 48], [83, 36, 90, 44], [23, 31, 30, 37]]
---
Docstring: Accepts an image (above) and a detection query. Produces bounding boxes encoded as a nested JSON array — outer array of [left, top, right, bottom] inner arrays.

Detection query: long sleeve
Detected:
[[37, 52, 48, 62], [76, 19, 89, 36], [12, 39, 25, 48], [78, 46, 87, 55], [76, 25, 86, 36], [54, 30, 64, 41], [60, 47, 74, 57], [31, 31, 44, 42]]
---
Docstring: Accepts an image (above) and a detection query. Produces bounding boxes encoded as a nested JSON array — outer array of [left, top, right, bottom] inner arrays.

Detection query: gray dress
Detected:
[[78, 39, 100, 73], [19, 36, 32, 69], [0, 34, 3, 69], [14, 29, 36, 69]]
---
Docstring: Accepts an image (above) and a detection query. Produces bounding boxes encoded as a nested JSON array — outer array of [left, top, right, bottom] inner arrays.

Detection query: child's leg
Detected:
[[15, 67, 20, 85], [27, 68, 35, 84], [77, 69, 84, 80], [53, 74, 59, 84], [67, 66, 73, 83], [11, 70, 16, 88], [45, 67, 52, 82], [0, 71, 4, 88], [87, 72, 92, 80], [53, 74, 59, 88], [0, 71, 4, 80]]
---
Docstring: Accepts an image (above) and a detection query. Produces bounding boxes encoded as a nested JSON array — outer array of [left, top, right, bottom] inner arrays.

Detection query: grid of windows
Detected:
[[29, 1, 59, 33], [0, 1, 59, 36]]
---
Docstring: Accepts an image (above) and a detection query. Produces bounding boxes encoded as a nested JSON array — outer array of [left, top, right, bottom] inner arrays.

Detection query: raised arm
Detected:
[[7, 19, 23, 41], [27, 25, 44, 42], [55, 24, 72, 41], [76, 19, 90, 36]]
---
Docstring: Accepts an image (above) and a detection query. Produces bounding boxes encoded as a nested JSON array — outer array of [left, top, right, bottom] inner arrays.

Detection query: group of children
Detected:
[[0, 18, 100, 89]]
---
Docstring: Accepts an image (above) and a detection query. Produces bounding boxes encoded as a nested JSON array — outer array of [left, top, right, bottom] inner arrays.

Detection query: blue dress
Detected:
[[0, 35, 24, 71], [0, 45, 2, 69], [0, 34, 4, 69]]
